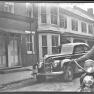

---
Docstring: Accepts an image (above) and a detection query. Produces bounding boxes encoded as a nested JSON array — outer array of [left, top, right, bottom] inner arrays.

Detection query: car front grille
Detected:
[[44, 63, 52, 73]]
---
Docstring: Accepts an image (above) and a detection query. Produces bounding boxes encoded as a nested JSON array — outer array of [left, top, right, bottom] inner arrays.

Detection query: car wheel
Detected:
[[36, 75, 46, 82], [63, 66, 74, 82]]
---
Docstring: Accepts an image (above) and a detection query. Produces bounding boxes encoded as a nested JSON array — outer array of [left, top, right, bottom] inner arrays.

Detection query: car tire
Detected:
[[63, 66, 74, 82], [36, 75, 46, 82]]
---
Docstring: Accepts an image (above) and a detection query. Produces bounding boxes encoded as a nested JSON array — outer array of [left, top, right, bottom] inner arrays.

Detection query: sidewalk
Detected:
[[0, 66, 34, 88]]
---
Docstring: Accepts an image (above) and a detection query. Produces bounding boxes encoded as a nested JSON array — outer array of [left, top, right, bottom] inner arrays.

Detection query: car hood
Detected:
[[44, 53, 70, 60]]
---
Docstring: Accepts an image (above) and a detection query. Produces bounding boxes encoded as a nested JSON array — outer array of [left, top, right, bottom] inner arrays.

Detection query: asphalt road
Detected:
[[0, 77, 80, 92]]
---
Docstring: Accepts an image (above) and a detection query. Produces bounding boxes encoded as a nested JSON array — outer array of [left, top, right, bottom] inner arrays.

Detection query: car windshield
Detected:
[[61, 45, 73, 55]]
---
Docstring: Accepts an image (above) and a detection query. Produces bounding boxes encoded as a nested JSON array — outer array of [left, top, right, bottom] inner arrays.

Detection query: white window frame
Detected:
[[40, 5, 47, 24], [81, 22, 87, 33], [71, 19, 78, 31], [88, 24, 93, 34], [42, 35, 48, 57], [59, 14, 67, 28], [51, 34, 59, 54], [26, 34, 35, 54], [4, 2, 14, 13], [50, 7, 58, 25], [26, 3, 33, 18]]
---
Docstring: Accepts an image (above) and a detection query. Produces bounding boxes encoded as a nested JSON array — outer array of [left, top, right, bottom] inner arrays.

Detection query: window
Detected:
[[59, 15, 67, 28], [51, 7, 58, 25], [26, 3, 33, 18], [26, 34, 34, 54], [81, 22, 87, 33], [41, 6, 47, 23], [71, 19, 78, 31], [74, 45, 84, 54], [42, 35, 47, 57], [52, 35, 59, 54], [88, 24, 93, 34], [4, 2, 14, 13]]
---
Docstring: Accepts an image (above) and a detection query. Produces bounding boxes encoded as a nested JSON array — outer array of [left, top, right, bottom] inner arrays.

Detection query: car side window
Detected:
[[74, 45, 84, 54]]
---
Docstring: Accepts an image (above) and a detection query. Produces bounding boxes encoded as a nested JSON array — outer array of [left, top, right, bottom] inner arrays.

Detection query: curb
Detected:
[[0, 77, 34, 89]]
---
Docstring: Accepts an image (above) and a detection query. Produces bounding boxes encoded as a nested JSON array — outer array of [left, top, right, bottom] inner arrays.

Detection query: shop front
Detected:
[[0, 32, 21, 69]]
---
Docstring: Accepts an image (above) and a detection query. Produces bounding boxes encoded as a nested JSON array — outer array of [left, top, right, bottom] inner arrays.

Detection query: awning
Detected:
[[0, 27, 27, 34]]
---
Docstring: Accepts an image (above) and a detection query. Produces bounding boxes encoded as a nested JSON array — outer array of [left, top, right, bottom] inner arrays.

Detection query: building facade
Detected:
[[36, 3, 94, 61], [0, 2, 38, 69], [0, 2, 94, 69]]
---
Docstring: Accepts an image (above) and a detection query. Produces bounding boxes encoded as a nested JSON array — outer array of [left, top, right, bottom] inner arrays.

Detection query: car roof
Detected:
[[62, 42, 89, 47]]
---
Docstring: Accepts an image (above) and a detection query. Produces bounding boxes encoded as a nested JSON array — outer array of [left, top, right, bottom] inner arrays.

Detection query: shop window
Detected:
[[71, 19, 78, 31], [51, 7, 58, 25], [52, 35, 59, 54], [81, 22, 87, 33], [41, 6, 47, 23], [42, 35, 47, 57], [26, 3, 33, 18], [88, 24, 93, 34], [26, 34, 34, 54], [4, 2, 14, 13]]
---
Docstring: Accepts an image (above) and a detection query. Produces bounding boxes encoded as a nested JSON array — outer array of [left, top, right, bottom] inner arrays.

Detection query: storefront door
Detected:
[[0, 36, 6, 68], [8, 37, 19, 67]]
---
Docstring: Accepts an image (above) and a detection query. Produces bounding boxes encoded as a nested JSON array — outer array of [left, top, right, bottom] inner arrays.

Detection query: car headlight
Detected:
[[83, 76, 94, 87], [52, 60, 60, 67]]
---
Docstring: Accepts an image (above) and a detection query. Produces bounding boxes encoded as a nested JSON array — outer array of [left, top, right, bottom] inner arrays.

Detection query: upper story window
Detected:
[[59, 14, 67, 28], [41, 6, 47, 23], [88, 24, 93, 34], [59, 8, 67, 28], [71, 19, 78, 31], [26, 3, 33, 18], [4, 2, 14, 13], [26, 34, 34, 54], [50, 7, 58, 25], [81, 22, 87, 33]]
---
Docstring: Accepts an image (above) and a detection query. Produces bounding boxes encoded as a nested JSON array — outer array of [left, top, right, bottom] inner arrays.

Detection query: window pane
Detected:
[[59, 15, 67, 28], [88, 24, 93, 34], [72, 19, 78, 31], [51, 15, 57, 25], [81, 22, 87, 33], [51, 7, 58, 15], [52, 47, 58, 54], [52, 35, 58, 46], [41, 6, 47, 23], [26, 34, 32, 51], [41, 14, 47, 23], [42, 35, 47, 46], [41, 6, 46, 14], [51, 7, 58, 25], [30, 43, 32, 51], [42, 47, 47, 57]]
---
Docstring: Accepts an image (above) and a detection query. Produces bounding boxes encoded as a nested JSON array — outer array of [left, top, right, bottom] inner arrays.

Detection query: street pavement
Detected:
[[0, 77, 80, 92], [0, 66, 33, 88]]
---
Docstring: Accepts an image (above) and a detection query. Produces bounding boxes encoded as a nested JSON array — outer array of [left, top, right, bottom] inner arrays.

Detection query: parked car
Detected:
[[33, 43, 90, 82]]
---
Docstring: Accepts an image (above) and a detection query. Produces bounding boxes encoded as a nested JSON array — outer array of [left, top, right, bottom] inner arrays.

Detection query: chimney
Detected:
[[87, 8, 93, 15]]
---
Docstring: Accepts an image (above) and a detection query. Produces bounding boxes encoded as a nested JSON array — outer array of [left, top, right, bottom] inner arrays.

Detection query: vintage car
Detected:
[[33, 43, 90, 82]]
